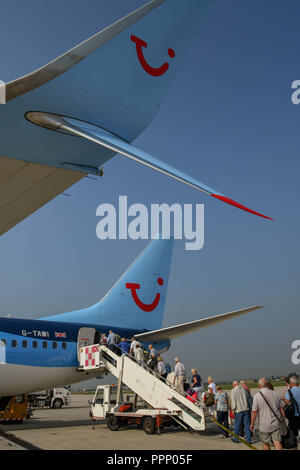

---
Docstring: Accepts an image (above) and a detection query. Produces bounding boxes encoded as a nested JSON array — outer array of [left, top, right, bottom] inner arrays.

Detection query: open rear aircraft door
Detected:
[[77, 328, 97, 361]]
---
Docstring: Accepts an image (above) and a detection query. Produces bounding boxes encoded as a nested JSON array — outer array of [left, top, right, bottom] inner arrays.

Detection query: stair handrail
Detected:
[[99, 342, 205, 411]]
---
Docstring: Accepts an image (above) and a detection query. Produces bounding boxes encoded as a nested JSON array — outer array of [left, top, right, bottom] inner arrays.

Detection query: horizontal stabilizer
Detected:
[[133, 305, 263, 342], [26, 112, 273, 220]]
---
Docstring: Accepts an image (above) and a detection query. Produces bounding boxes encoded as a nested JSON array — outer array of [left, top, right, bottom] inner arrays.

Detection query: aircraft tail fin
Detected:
[[44, 237, 174, 331], [7, 0, 214, 142], [97, 237, 174, 331]]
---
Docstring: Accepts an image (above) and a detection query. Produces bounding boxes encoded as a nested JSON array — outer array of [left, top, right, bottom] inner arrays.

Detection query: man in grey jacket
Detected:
[[231, 380, 251, 443]]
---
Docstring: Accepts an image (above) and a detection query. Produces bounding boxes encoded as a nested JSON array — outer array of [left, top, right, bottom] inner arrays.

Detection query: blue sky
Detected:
[[0, 0, 299, 383]]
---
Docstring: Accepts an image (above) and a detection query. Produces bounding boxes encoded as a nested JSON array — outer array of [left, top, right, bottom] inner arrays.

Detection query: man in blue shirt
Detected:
[[119, 338, 130, 355], [284, 376, 300, 448]]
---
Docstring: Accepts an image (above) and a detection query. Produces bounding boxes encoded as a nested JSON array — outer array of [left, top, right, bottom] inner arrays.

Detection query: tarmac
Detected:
[[0, 387, 290, 451]]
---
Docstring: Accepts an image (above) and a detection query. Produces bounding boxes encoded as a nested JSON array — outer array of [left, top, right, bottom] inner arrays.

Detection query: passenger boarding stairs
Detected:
[[78, 344, 205, 431]]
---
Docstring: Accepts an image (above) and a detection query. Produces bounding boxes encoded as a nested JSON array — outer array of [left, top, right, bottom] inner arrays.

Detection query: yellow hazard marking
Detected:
[[208, 416, 259, 450]]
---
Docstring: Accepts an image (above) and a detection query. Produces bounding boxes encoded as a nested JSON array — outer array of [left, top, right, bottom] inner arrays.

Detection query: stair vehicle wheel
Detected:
[[106, 415, 120, 431], [143, 416, 156, 435], [52, 398, 63, 409]]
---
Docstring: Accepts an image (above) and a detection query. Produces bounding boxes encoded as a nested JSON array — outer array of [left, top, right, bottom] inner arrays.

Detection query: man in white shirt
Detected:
[[173, 357, 186, 393], [130, 337, 140, 356], [251, 377, 285, 450]]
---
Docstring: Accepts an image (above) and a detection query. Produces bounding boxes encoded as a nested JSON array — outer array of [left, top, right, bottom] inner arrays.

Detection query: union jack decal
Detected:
[[55, 332, 66, 338]]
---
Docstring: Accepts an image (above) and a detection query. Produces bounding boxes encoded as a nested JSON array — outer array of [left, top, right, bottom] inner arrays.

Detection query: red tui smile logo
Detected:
[[131, 35, 175, 77], [126, 277, 164, 312]]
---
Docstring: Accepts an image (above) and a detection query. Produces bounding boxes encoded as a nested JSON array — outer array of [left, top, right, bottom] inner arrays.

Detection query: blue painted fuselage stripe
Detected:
[[0, 332, 77, 367], [0, 317, 169, 367]]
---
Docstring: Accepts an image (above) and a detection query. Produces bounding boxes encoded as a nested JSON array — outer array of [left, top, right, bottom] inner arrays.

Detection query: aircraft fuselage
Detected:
[[0, 317, 169, 396]]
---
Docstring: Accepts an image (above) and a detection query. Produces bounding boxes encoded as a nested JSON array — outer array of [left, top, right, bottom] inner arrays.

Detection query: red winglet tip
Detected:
[[211, 194, 274, 220]]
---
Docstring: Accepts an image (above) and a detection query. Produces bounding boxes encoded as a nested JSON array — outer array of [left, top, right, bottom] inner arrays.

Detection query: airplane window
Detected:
[[11, 340, 17, 347], [22, 340, 27, 348], [52, 342, 57, 349], [42, 341, 48, 349], [1, 339, 6, 345], [32, 341, 38, 348], [62, 343, 67, 350]]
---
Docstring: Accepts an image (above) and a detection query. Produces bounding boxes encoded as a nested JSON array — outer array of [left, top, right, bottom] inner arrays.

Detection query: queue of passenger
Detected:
[[179, 370, 300, 450], [95, 333, 300, 449], [210, 375, 300, 450]]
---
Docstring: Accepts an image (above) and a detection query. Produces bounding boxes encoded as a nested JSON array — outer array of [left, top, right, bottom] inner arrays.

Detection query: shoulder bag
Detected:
[[259, 391, 296, 449], [284, 389, 300, 421]]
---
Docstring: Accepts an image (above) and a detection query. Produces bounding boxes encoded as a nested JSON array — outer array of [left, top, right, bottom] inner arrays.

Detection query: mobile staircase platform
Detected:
[[78, 344, 206, 431]]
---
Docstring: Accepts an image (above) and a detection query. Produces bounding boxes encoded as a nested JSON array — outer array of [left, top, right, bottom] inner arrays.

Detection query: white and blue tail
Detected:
[[8, 0, 214, 142], [44, 238, 174, 331]]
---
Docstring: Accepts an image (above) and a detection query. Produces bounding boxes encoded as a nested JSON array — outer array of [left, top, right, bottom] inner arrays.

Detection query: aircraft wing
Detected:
[[0, 155, 84, 236], [27, 112, 273, 220], [133, 305, 263, 342]]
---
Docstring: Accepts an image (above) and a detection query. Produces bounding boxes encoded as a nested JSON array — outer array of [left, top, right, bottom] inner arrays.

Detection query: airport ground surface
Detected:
[[0, 386, 295, 451]]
